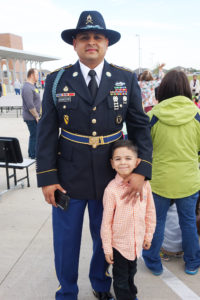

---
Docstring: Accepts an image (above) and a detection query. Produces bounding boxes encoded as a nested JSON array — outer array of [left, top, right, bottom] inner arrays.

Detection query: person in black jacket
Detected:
[[0, 81, 2, 97], [36, 10, 152, 300]]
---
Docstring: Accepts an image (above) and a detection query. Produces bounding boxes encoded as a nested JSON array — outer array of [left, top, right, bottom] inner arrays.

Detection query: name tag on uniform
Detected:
[[58, 97, 71, 102], [56, 93, 75, 103]]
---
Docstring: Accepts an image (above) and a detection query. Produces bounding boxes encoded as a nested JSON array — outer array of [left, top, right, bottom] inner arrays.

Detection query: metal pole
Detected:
[[0, 58, 3, 82], [6, 59, 12, 93], [13, 59, 16, 82], [136, 34, 141, 74]]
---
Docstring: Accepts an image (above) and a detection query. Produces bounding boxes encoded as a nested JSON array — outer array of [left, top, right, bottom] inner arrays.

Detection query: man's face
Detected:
[[33, 70, 39, 83], [73, 31, 109, 68]]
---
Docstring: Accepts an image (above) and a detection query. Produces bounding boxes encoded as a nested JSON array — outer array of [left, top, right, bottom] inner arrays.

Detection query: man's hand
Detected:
[[42, 184, 66, 207], [105, 252, 114, 264], [143, 240, 151, 250], [121, 173, 145, 203], [29, 108, 39, 122], [159, 63, 165, 69]]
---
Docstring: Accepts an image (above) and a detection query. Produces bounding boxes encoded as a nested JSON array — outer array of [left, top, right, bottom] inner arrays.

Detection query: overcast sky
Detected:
[[1, 0, 199, 71]]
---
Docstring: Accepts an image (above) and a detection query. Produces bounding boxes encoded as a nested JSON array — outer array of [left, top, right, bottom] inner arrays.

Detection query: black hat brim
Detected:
[[61, 28, 121, 46]]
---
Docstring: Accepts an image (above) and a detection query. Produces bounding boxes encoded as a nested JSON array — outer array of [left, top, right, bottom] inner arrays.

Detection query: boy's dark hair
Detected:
[[157, 70, 192, 102], [111, 140, 138, 157]]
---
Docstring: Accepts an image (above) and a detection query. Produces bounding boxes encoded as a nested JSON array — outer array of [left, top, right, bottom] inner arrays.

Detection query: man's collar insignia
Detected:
[[86, 15, 93, 24]]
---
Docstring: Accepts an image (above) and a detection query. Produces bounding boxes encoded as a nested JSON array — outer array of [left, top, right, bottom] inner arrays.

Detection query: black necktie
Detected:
[[88, 70, 98, 100]]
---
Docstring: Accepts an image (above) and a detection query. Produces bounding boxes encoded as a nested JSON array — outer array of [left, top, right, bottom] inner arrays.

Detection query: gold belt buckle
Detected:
[[89, 136, 105, 148], [89, 136, 100, 148]]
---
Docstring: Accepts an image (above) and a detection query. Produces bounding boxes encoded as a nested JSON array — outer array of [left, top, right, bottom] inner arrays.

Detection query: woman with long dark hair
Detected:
[[143, 70, 200, 275]]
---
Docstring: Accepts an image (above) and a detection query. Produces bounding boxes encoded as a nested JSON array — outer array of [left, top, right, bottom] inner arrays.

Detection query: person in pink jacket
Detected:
[[101, 140, 156, 300]]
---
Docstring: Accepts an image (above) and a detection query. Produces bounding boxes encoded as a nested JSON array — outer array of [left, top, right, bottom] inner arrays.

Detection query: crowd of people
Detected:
[[0, 75, 46, 97], [14, 10, 200, 300]]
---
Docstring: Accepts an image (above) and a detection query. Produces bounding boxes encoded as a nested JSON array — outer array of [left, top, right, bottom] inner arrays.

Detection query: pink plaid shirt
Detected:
[[101, 174, 156, 260]]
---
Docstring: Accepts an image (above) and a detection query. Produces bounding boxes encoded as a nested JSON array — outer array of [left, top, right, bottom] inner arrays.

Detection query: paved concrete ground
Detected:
[[0, 96, 200, 300]]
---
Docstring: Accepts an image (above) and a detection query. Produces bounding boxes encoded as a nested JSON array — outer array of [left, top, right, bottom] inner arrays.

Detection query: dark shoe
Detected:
[[93, 290, 115, 300], [185, 267, 198, 275], [151, 269, 163, 276]]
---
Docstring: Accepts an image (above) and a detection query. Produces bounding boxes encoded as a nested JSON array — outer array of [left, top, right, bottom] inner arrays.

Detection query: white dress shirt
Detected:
[[79, 60, 104, 87]]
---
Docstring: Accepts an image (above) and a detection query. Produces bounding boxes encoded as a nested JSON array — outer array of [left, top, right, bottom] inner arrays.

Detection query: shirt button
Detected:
[[93, 106, 97, 111], [92, 131, 97, 136], [92, 119, 96, 124]]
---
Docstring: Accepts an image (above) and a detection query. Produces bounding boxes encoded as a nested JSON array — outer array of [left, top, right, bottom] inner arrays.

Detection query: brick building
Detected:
[[0, 33, 59, 93], [0, 33, 26, 84]]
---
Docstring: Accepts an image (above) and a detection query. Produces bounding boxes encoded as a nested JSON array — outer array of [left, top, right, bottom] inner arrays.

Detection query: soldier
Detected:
[[36, 11, 152, 300]]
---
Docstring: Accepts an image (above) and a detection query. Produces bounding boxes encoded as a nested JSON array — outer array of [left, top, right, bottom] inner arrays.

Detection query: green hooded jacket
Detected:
[[148, 95, 200, 198]]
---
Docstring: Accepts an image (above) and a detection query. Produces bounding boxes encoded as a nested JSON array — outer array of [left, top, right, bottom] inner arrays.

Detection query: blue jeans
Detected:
[[15, 88, 20, 95], [143, 192, 200, 272], [25, 120, 37, 159]]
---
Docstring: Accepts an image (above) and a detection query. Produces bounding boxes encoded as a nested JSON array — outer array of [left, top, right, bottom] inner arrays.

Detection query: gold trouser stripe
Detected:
[[56, 285, 62, 291]]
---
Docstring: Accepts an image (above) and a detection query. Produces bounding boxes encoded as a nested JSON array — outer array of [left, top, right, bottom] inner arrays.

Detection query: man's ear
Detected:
[[73, 39, 76, 50], [135, 158, 141, 168]]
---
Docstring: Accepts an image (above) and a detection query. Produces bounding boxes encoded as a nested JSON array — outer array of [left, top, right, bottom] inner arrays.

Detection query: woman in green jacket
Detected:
[[143, 70, 200, 275]]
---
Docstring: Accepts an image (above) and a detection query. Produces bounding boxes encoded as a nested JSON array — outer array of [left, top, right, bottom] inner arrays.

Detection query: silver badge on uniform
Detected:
[[113, 96, 119, 110], [123, 96, 127, 104]]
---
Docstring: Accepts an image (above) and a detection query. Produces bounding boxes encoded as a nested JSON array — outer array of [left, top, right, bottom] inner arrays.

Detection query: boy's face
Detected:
[[111, 147, 139, 178]]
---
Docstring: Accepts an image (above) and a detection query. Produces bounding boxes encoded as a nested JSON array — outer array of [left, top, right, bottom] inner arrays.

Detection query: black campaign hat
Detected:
[[61, 11, 121, 46]]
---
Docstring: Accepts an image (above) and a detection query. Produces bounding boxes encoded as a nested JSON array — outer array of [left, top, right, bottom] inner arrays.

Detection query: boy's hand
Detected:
[[143, 240, 151, 250], [105, 252, 114, 264]]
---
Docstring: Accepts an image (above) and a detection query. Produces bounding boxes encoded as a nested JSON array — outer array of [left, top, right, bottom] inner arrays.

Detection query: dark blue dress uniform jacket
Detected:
[[36, 60, 152, 200]]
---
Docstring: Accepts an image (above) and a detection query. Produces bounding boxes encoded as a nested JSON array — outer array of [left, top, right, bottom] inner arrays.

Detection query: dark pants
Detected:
[[24, 120, 37, 159], [113, 248, 137, 300], [53, 199, 111, 300], [15, 88, 20, 95]]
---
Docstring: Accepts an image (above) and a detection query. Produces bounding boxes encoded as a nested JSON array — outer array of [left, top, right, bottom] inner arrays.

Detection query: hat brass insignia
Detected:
[[86, 15, 93, 24], [64, 114, 69, 125]]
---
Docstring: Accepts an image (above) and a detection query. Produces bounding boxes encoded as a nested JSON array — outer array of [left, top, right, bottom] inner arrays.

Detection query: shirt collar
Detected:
[[115, 173, 125, 184], [79, 60, 104, 86]]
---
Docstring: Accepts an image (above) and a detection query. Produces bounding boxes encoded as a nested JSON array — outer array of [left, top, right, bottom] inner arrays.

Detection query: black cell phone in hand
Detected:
[[54, 189, 70, 211]]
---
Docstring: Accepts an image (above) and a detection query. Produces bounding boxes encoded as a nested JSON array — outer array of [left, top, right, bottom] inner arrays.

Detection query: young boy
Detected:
[[101, 140, 156, 300]]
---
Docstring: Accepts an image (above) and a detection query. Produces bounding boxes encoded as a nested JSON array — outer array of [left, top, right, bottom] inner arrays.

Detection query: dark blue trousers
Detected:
[[53, 198, 111, 300], [24, 120, 37, 159]]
